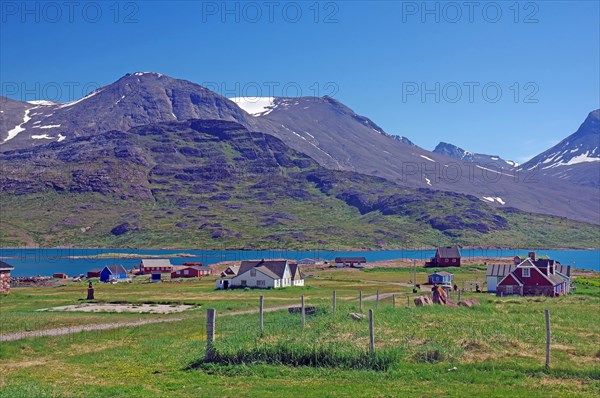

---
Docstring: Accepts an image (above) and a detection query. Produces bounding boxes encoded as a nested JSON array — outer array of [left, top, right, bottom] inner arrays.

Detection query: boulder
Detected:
[[432, 286, 449, 305], [458, 299, 481, 307], [349, 312, 366, 320], [414, 296, 433, 306]]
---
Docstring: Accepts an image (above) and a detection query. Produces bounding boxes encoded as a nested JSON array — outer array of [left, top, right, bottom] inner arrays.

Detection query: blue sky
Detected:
[[1, 1, 598, 162]]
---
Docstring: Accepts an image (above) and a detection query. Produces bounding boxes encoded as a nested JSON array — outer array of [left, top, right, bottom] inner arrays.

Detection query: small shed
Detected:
[[428, 271, 454, 285], [87, 269, 102, 278], [100, 265, 127, 283], [53, 273, 68, 279], [426, 246, 461, 267], [334, 257, 367, 268], [0, 261, 14, 294]]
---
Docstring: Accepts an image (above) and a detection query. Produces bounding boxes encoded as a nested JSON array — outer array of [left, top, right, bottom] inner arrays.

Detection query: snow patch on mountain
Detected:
[[482, 196, 506, 205], [2, 107, 34, 143], [27, 100, 58, 106], [230, 97, 276, 117], [58, 89, 104, 109], [33, 124, 61, 129]]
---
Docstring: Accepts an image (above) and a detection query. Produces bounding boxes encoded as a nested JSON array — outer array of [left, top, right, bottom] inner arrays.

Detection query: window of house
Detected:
[[522, 268, 530, 277], [445, 258, 449, 262], [184, 270, 189, 275], [251, 269, 256, 277], [257, 280, 265, 286], [241, 280, 247, 286], [452, 259, 456, 263], [506, 286, 513, 294]]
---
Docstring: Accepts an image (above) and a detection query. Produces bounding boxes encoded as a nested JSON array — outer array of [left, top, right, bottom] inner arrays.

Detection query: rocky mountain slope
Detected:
[[1, 73, 598, 223], [519, 110, 600, 187], [433, 142, 518, 170], [1, 119, 597, 249]]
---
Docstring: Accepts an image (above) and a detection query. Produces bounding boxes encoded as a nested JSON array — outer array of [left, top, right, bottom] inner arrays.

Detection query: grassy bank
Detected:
[[1, 265, 598, 397]]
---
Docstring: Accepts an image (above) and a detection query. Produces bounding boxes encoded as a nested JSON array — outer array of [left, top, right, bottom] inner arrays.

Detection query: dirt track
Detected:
[[0, 305, 295, 342]]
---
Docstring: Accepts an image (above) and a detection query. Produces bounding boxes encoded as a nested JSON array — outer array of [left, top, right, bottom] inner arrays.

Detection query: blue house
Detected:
[[100, 265, 128, 283], [428, 271, 454, 285]]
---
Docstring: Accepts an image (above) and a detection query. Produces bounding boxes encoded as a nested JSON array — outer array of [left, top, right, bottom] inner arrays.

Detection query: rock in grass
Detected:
[[349, 312, 366, 320], [414, 296, 433, 306], [458, 299, 481, 307]]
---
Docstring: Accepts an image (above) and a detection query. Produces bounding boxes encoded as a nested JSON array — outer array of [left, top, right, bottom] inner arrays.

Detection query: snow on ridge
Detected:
[[230, 97, 276, 117], [27, 100, 58, 106], [424, 177, 432, 186], [31, 134, 53, 139], [563, 151, 600, 165], [57, 134, 66, 142], [419, 154, 435, 162], [482, 196, 506, 205], [57, 89, 104, 109], [33, 124, 61, 129], [133, 72, 163, 77], [2, 107, 34, 143]]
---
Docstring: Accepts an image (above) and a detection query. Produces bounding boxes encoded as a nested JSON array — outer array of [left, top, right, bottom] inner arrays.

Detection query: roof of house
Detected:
[[0, 260, 15, 271], [334, 257, 366, 263], [436, 246, 461, 258], [141, 259, 172, 268], [104, 265, 127, 275], [289, 263, 302, 280], [429, 271, 453, 277], [239, 260, 289, 279], [226, 265, 240, 273], [486, 264, 517, 277]]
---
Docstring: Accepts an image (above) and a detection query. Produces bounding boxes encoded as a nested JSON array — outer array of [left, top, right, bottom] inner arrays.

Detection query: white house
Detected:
[[216, 260, 303, 289]]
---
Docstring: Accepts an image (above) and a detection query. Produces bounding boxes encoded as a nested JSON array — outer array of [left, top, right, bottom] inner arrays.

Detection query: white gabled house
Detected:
[[216, 259, 303, 289]]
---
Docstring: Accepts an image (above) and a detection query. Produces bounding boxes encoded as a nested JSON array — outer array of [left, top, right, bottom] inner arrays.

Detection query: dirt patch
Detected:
[[38, 303, 195, 314]]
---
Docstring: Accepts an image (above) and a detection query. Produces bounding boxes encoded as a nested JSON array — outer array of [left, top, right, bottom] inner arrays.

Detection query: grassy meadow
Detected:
[[0, 263, 599, 397]]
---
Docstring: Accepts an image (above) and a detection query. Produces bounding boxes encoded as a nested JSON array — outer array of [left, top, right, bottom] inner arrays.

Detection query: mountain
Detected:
[[0, 72, 256, 151], [1, 72, 598, 224], [519, 110, 600, 187], [433, 142, 518, 170], [1, 119, 597, 249]]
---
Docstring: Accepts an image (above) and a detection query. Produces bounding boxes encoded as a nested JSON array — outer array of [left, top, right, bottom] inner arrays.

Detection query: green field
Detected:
[[1, 265, 599, 397]]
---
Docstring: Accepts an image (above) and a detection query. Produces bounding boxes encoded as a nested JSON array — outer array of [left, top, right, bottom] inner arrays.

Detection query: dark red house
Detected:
[[496, 257, 567, 297], [426, 246, 461, 267], [171, 265, 212, 278]]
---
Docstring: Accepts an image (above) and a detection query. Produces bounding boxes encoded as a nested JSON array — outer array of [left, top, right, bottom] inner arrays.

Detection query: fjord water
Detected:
[[2, 248, 598, 277]]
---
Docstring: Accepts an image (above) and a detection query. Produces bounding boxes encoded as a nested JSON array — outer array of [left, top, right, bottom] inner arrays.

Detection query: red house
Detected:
[[171, 265, 212, 278], [140, 259, 173, 274], [426, 246, 461, 267], [496, 257, 567, 297]]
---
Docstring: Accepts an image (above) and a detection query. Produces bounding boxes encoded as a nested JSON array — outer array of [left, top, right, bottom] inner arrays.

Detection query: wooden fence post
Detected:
[[205, 309, 216, 361], [359, 290, 363, 313], [545, 309, 551, 369], [332, 290, 336, 316], [458, 290, 461, 302], [376, 289, 379, 309], [259, 295, 264, 336], [369, 309, 375, 355], [392, 294, 396, 308], [407, 295, 410, 307], [301, 295, 305, 329]]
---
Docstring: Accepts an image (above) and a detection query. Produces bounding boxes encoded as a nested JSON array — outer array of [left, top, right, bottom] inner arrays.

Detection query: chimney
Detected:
[[513, 256, 521, 265], [528, 251, 536, 261], [549, 260, 555, 275]]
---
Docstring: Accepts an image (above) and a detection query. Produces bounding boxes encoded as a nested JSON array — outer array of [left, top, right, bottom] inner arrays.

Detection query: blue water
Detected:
[[2, 248, 598, 277]]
